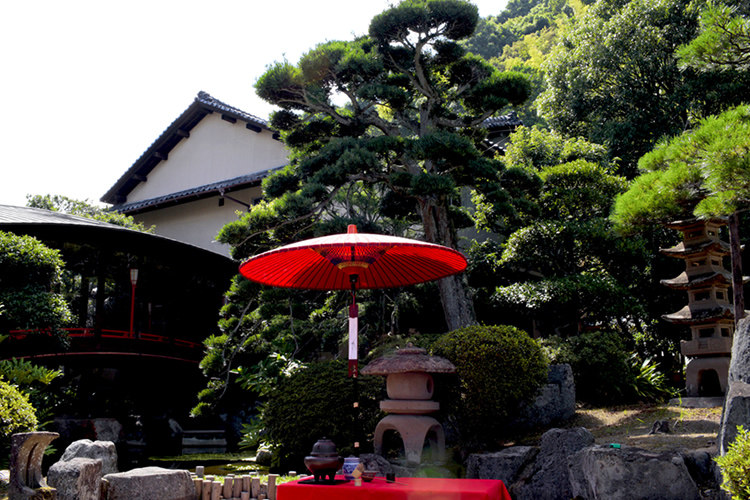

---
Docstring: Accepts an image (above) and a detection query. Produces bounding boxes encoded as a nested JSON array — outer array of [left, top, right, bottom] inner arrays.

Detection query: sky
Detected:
[[0, 0, 508, 208]]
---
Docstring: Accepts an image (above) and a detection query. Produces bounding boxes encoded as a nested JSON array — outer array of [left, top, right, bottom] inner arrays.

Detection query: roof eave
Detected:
[[101, 92, 276, 205]]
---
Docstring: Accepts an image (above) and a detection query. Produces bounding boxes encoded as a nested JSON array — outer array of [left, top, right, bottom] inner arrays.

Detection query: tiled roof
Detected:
[[101, 91, 275, 205], [194, 91, 267, 128], [114, 167, 283, 214], [102, 91, 522, 208], [0, 204, 236, 262], [483, 111, 522, 129], [660, 239, 730, 257], [662, 304, 736, 324], [0, 204, 125, 229], [660, 270, 733, 290]]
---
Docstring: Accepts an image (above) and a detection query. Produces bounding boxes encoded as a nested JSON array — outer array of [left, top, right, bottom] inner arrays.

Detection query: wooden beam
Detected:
[[176, 129, 190, 138], [154, 151, 168, 161], [133, 174, 147, 183], [221, 114, 237, 123], [246, 123, 261, 133]]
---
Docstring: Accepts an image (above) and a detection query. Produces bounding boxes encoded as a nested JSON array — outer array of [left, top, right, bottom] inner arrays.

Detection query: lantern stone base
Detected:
[[373, 415, 445, 465], [685, 356, 729, 397]]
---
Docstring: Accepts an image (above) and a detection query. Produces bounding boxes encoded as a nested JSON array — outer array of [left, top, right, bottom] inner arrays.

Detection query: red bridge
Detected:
[[5, 328, 204, 364]]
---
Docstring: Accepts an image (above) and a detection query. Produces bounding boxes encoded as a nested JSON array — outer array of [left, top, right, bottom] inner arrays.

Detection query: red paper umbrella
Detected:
[[239, 225, 467, 376]]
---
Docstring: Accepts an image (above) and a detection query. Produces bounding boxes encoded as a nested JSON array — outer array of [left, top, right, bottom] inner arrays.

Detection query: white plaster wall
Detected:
[[128, 113, 288, 202], [133, 185, 262, 257]]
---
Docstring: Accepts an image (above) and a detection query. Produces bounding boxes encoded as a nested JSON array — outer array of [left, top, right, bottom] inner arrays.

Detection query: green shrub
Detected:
[[0, 231, 71, 334], [0, 377, 38, 467], [543, 331, 632, 404], [432, 324, 548, 447], [628, 354, 676, 402], [542, 332, 675, 404], [258, 360, 383, 471], [0, 358, 64, 425], [716, 425, 750, 499]]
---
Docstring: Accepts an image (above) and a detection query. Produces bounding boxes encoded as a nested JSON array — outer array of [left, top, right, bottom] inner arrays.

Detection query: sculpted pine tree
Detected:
[[250, 0, 531, 330], [612, 105, 750, 324]]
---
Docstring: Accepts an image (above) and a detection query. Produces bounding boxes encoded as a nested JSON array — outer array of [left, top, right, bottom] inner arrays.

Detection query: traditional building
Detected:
[[102, 92, 522, 257], [101, 91, 289, 256], [660, 218, 747, 396], [0, 204, 236, 446]]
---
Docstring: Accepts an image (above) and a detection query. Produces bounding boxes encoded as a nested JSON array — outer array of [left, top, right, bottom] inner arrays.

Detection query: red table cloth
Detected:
[[277, 476, 511, 500]]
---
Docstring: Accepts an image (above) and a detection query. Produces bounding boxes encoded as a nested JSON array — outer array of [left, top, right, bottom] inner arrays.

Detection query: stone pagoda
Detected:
[[661, 218, 746, 396]]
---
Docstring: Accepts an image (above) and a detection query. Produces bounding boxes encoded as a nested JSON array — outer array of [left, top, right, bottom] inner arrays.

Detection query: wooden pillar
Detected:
[[94, 252, 107, 340]]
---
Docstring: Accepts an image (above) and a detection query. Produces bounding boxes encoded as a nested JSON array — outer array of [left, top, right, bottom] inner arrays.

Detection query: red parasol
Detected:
[[239, 225, 467, 376]]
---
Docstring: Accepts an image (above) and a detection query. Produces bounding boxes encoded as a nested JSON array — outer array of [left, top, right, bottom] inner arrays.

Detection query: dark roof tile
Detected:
[[113, 167, 284, 213], [101, 91, 274, 205]]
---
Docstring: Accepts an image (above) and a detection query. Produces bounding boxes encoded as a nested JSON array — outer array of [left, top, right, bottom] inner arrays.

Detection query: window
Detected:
[[699, 328, 715, 338]]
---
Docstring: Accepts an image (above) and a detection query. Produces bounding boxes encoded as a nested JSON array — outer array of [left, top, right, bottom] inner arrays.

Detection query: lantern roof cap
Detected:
[[361, 343, 455, 375]]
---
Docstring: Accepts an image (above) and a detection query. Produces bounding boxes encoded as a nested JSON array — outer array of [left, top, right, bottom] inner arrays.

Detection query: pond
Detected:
[[148, 453, 270, 477]]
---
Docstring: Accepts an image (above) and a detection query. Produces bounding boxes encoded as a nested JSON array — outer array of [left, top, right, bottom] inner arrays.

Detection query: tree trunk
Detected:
[[729, 212, 745, 325], [418, 198, 476, 330]]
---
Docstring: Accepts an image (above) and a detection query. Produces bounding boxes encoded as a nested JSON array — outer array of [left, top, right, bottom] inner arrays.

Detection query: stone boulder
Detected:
[[92, 419, 123, 443], [255, 443, 272, 466], [683, 449, 723, 491], [466, 446, 538, 485], [358, 453, 395, 476], [61, 439, 118, 475], [47, 457, 102, 500], [729, 317, 750, 385], [512, 364, 576, 431], [101, 467, 194, 500], [719, 317, 750, 455], [509, 427, 594, 500], [718, 380, 750, 454], [568, 445, 700, 500]]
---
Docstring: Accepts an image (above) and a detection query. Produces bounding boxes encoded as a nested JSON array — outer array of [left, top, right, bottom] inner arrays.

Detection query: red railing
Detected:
[[7, 328, 203, 350]]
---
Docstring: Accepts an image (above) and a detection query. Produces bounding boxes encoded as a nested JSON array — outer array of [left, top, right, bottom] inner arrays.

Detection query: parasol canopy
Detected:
[[239, 225, 467, 291], [239, 225, 467, 379]]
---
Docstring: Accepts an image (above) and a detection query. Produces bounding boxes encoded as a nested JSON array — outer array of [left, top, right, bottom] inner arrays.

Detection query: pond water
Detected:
[[149, 455, 269, 477], [199, 461, 269, 476]]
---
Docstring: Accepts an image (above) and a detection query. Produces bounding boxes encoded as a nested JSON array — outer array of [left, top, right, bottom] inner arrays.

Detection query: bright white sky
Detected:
[[0, 0, 507, 207]]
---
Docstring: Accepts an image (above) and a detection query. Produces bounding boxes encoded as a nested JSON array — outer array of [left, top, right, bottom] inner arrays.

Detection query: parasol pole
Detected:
[[349, 273, 362, 453], [348, 274, 359, 378]]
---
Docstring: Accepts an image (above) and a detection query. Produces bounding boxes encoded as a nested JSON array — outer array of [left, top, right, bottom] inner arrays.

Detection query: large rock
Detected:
[[683, 449, 726, 497], [568, 445, 700, 500], [509, 427, 594, 500], [512, 364, 576, 431], [101, 467, 194, 500], [92, 419, 123, 443], [729, 317, 750, 385], [61, 439, 118, 475], [466, 446, 538, 485], [718, 380, 750, 454], [52, 418, 123, 444], [47, 457, 102, 500], [719, 317, 750, 455], [358, 453, 395, 476]]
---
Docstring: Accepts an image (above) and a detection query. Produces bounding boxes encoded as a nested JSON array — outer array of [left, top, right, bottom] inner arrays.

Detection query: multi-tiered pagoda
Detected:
[[660, 218, 745, 397]]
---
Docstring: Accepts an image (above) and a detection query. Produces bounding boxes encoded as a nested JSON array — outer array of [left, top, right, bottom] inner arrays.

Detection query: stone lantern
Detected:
[[361, 344, 455, 464]]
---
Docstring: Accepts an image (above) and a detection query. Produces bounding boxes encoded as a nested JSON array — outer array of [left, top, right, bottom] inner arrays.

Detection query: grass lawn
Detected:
[[564, 403, 721, 452]]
